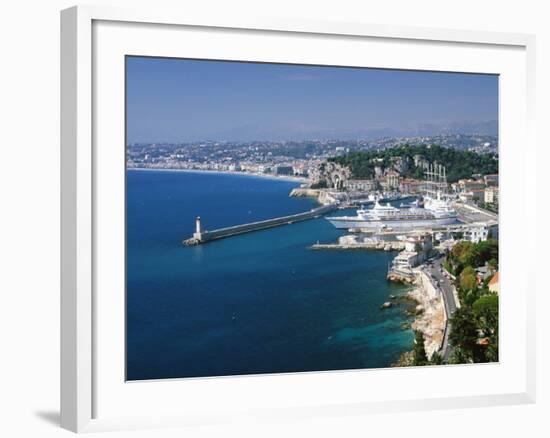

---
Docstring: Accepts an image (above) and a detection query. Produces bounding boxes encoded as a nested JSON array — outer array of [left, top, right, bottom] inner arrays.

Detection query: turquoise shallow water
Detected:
[[126, 170, 414, 380]]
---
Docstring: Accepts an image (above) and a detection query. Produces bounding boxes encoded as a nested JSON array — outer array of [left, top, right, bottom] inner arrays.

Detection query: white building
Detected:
[[404, 234, 433, 253], [484, 186, 499, 204], [391, 234, 433, 271], [392, 251, 420, 270], [345, 179, 378, 192], [463, 224, 496, 243]]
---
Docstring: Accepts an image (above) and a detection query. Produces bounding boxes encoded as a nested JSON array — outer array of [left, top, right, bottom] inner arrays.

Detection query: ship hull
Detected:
[[326, 216, 458, 230]]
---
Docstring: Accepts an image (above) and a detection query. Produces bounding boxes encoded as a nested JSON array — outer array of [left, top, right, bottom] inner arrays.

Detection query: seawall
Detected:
[[183, 203, 338, 245]]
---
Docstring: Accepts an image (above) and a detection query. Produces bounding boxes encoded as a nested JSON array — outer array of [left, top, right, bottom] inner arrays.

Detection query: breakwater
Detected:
[[183, 203, 338, 245]]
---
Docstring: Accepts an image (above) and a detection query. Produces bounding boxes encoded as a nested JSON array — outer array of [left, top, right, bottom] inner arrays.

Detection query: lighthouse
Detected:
[[193, 216, 202, 241]]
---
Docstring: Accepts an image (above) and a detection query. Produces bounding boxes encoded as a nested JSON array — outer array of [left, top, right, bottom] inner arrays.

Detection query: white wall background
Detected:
[[0, 0, 547, 436]]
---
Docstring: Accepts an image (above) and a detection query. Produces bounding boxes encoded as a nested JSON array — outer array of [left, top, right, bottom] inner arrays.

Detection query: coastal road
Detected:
[[423, 256, 459, 361]]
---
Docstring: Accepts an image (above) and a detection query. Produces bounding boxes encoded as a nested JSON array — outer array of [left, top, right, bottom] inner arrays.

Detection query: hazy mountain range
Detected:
[[207, 120, 498, 142]]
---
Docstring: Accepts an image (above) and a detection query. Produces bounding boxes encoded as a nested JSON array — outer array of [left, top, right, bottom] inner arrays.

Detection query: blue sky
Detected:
[[126, 56, 498, 143]]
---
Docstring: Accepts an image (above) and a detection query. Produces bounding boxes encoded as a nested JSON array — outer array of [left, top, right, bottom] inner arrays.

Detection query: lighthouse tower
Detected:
[[193, 216, 202, 241]]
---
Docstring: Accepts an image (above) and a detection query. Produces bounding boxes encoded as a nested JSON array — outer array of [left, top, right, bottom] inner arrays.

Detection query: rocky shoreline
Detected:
[[407, 280, 445, 358], [289, 187, 338, 205], [392, 271, 445, 366]]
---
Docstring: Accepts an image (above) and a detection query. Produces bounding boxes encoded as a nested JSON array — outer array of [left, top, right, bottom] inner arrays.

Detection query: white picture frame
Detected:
[[61, 4, 537, 433]]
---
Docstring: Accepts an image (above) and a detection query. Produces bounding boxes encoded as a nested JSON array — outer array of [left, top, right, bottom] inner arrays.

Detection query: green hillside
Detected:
[[328, 145, 498, 183]]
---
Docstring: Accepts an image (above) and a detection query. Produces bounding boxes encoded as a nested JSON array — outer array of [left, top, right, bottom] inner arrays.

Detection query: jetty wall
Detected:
[[184, 203, 337, 245]]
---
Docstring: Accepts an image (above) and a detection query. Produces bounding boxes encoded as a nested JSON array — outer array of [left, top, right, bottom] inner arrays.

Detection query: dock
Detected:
[[183, 203, 338, 245], [310, 241, 405, 251]]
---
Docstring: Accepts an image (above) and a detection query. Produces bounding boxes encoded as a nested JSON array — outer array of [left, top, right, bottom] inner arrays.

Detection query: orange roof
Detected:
[[489, 272, 499, 286]]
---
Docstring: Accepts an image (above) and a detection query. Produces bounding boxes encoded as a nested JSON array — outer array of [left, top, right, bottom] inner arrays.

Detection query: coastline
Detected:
[[407, 274, 445, 357], [393, 270, 445, 366], [127, 166, 308, 184]]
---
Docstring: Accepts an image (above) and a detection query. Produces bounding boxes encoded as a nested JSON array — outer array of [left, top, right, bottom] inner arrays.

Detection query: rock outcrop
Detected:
[[407, 281, 445, 359]]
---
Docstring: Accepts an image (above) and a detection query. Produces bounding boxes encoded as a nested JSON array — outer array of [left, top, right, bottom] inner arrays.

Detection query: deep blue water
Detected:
[[126, 170, 414, 380]]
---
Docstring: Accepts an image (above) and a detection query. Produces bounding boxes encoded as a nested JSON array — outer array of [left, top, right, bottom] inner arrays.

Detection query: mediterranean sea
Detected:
[[126, 169, 414, 380]]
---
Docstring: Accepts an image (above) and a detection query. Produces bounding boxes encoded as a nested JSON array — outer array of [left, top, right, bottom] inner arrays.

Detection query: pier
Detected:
[[183, 203, 338, 245], [311, 241, 405, 251]]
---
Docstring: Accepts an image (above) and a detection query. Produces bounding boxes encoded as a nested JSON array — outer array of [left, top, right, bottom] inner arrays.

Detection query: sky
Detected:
[[126, 56, 498, 143]]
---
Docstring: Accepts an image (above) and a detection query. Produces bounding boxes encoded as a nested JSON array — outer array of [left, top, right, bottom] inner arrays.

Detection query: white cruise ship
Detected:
[[326, 197, 457, 230], [326, 164, 458, 231]]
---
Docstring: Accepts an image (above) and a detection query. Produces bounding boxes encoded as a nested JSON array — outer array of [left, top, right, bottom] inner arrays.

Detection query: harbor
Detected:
[[177, 160, 499, 368], [180, 167, 497, 363], [182, 186, 417, 246], [305, 164, 497, 363]]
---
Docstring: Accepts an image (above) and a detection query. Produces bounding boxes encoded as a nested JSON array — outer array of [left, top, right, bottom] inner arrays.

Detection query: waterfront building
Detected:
[[292, 164, 308, 176], [275, 165, 294, 176], [484, 186, 499, 204], [463, 224, 492, 243], [404, 234, 433, 253], [458, 179, 485, 192], [385, 170, 400, 190], [258, 165, 271, 173], [392, 251, 420, 270], [345, 179, 378, 192], [390, 234, 433, 272], [399, 178, 412, 194], [399, 178, 425, 194], [459, 191, 474, 202], [471, 188, 486, 202]]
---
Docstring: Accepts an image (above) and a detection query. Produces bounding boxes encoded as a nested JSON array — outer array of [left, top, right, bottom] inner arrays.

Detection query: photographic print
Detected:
[[126, 57, 499, 380]]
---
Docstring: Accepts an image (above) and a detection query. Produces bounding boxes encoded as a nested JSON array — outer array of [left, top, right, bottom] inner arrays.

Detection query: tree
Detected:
[[463, 245, 481, 268], [449, 347, 471, 365], [472, 294, 499, 335], [430, 352, 444, 365], [459, 266, 477, 292], [449, 241, 479, 274], [476, 239, 499, 266], [485, 334, 499, 362], [449, 308, 478, 360], [413, 330, 429, 366]]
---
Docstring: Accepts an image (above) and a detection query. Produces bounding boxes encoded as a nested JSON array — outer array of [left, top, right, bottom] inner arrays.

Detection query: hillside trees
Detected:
[[328, 144, 498, 183]]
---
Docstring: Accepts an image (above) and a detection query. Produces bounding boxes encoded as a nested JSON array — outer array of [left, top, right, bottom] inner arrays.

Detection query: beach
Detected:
[[127, 165, 309, 184]]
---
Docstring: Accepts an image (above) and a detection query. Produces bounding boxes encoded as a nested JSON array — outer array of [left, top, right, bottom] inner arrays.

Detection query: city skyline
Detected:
[[126, 56, 498, 144]]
